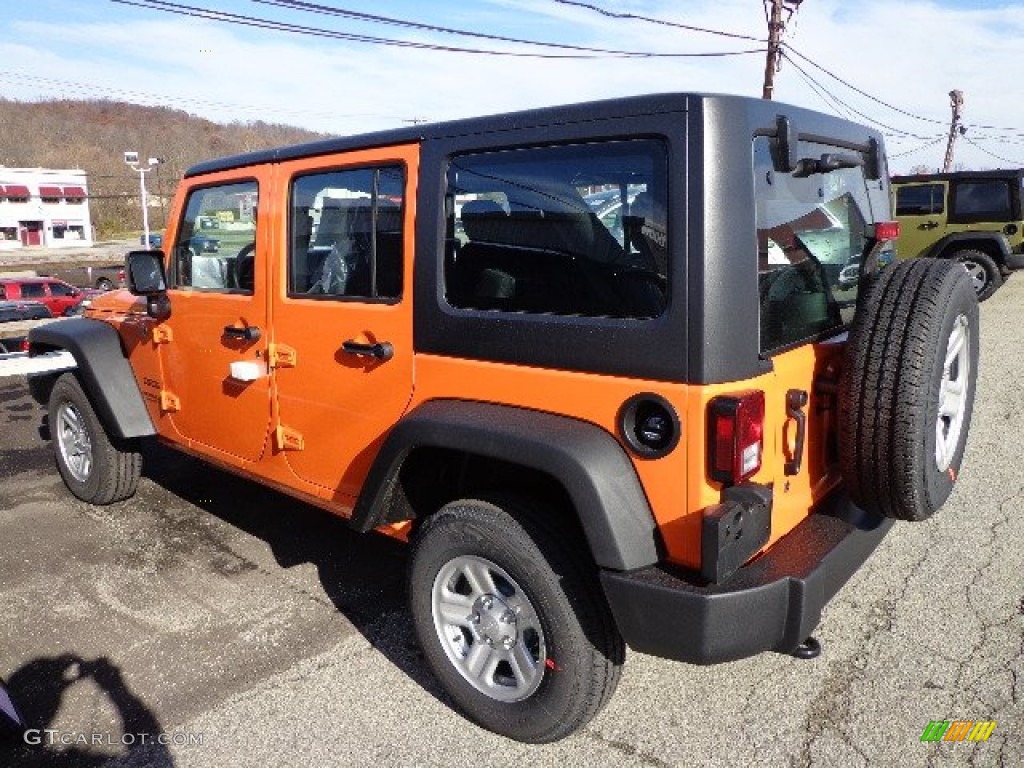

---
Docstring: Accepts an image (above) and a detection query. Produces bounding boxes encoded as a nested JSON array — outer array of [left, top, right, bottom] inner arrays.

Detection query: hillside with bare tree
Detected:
[[0, 98, 325, 237]]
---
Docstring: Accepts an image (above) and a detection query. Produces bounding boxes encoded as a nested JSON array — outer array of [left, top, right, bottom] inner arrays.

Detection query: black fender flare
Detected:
[[351, 400, 660, 572], [924, 231, 1012, 263], [27, 318, 155, 440]]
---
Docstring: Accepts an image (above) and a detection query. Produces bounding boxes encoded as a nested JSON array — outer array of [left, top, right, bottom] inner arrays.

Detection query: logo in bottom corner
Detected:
[[920, 720, 996, 742]]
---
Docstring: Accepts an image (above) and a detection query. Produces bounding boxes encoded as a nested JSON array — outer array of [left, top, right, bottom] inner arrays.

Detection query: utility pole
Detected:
[[942, 89, 964, 172], [762, 0, 802, 100]]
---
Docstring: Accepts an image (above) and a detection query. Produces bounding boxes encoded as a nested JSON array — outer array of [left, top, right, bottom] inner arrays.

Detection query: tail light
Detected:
[[20, 338, 29, 352], [872, 221, 900, 242], [709, 391, 765, 485], [118, 269, 126, 283]]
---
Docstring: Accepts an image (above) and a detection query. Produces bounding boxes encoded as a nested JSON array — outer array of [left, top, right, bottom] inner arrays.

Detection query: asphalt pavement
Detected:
[[0, 278, 1021, 767]]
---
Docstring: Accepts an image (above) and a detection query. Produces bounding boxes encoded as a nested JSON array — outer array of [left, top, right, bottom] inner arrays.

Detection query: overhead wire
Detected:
[[779, 52, 940, 140], [888, 136, 946, 159], [552, 0, 766, 41], [111, 0, 767, 58], [962, 135, 1023, 166]]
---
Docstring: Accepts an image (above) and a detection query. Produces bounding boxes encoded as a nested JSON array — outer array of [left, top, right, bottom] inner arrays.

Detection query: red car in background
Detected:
[[0, 277, 86, 317]]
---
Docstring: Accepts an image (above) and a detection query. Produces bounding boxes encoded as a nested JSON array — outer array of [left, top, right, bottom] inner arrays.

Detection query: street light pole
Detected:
[[124, 152, 163, 249]]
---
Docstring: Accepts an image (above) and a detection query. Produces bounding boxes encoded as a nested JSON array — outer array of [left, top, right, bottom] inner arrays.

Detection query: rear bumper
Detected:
[[600, 494, 892, 664]]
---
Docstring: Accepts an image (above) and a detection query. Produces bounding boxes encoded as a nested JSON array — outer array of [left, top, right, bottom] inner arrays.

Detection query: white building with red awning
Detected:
[[0, 168, 93, 250]]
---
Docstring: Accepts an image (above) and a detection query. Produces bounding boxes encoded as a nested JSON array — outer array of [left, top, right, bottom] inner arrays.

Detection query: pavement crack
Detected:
[[582, 728, 673, 768]]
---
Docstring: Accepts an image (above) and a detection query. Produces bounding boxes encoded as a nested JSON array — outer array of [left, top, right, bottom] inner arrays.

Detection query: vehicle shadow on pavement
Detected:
[[137, 440, 459, 712], [0, 655, 174, 768]]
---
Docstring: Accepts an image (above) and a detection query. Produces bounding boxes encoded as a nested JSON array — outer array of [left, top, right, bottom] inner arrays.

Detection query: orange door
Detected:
[[270, 146, 417, 502], [159, 169, 272, 463]]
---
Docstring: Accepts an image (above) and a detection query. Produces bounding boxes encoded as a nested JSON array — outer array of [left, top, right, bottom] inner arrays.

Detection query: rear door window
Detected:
[[20, 283, 45, 299], [288, 165, 405, 300], [754, 137, 875, 353]]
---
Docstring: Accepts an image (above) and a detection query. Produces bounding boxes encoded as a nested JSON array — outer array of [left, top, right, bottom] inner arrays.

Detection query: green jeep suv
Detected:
[[892, 169, 1024, 300]]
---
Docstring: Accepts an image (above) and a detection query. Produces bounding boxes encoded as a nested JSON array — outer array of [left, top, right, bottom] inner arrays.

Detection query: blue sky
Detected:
[[2, 0, 1024, 172]]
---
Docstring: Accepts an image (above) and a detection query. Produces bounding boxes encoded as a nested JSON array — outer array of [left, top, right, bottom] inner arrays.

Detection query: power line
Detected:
[[252, 0, 718, 56], [551, 0, 766, 42], [0, 69, 397, 125], [780, 52, 939, 140], [962, 135, 1023, 166], [889, 136, 945, 159], [112, 0, 766, 58], [783, 45, 948, 126]]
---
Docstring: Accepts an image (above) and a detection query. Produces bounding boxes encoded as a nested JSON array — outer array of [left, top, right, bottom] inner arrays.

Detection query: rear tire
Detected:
[[408, 497, 623, 743], [48, 372, 141, 504], [839, 259, 979, 521], [953, 249, 1001, 301], [95, 278, 114, 291]]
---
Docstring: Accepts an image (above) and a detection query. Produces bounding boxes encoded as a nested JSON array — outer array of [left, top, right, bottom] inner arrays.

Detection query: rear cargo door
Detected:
[[755, 136, 880, 532]]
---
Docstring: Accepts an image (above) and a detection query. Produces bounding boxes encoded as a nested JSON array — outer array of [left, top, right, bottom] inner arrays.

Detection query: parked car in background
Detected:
[[47, 263, 126, 291], [0, 278, 84, 317], [0, 300, 51, 323], [891, 169, 1024, 300], [141, 232, 164, 248]]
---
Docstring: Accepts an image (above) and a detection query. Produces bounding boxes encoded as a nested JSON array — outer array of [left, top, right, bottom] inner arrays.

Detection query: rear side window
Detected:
[[20, 283, 45, 299], [173, 181, 258, 292], [951, 180, 1012, 221], [289, 165, 404, 300], [754, 137, 874, 353], [895, 183, 944, 216], [444, 140, 668, 320]]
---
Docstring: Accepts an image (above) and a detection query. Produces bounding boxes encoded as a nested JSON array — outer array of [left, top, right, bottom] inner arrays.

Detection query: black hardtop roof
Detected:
[[892, 168, 1024, 184], [185, 92, 883, 179]]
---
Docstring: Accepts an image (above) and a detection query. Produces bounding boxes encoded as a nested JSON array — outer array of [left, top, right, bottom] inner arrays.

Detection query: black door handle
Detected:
[[919, 221, 939, 230], [342, 339, 393, 361], [785, 389, 809, 476], [223, 325, 261, 341]]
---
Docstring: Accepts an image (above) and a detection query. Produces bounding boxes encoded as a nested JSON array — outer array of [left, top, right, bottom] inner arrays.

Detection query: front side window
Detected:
[[951, 180, 1011, 221], [289, 165, 404, 300], [444, 140, 668, 319], [173, 181, 258, 292], [895, 183, 944, 216], [755, 137, 875, 353], [47, 282, 74, 297]]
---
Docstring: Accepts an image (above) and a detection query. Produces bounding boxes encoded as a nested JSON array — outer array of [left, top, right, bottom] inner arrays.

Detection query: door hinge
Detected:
[[159, 390, 180, 412], [151, 325, 173, 344], [267, 343, 297, 369], [274, 425, 304, 451]]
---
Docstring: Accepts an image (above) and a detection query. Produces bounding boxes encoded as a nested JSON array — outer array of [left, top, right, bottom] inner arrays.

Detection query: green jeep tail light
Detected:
[[709, 391, 765, 485]]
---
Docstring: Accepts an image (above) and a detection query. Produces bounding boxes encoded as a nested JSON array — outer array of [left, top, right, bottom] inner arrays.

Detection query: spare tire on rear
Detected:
[[839, 258, 979, 521]]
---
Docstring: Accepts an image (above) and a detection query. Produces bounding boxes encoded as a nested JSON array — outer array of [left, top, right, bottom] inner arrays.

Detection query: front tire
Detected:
[[954, 249, 1002, 301], [408, 497, 623, 743], [48, 373, 141, 504]]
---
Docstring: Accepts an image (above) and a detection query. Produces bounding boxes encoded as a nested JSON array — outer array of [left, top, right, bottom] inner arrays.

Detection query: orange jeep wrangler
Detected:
[[26, 93, 978, 743]]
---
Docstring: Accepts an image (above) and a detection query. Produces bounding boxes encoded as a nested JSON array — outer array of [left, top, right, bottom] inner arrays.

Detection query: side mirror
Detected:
[[125, 250, 171, 320]]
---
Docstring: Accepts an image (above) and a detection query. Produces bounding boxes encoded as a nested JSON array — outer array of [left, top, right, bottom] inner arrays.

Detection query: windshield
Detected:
[[754, 136, 877, 353]]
